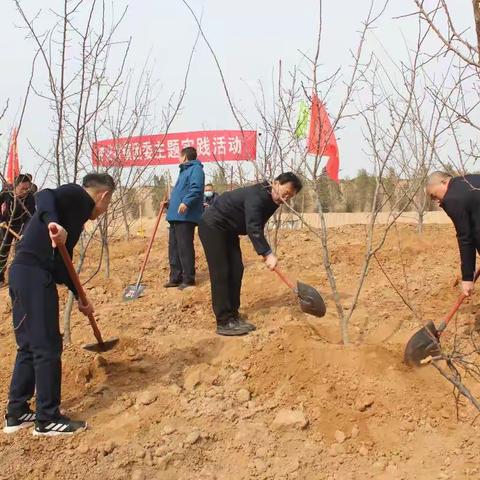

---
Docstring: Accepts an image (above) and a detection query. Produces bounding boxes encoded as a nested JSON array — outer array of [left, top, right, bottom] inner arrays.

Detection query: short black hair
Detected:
[[181, 146, 197, 161], [14, 174, 32, 186], [274, 172, 303, 192], [82, 172, 116, 191]]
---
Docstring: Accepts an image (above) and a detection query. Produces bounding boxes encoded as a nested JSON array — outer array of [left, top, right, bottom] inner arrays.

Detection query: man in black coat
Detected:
[[426, 171, 480, 297], [0, 174, 36, 286], [199, 172, 303, 336], [203, 183, 218, 208]]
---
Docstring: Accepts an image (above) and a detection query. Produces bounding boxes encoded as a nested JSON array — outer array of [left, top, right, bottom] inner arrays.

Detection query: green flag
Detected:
[[294, 100, 310, 138]]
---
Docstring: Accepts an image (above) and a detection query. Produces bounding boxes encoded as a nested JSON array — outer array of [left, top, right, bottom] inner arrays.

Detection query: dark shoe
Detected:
[[178, 283, 195, 291], [33, 416, 87, 436], [3, 410, 36, 434], [217, 319, 251, 336], [236, 316, 256, 332], [164, 281, 181, 288]]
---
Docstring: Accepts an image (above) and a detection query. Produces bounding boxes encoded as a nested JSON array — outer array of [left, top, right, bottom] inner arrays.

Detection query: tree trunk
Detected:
[[473, 0, 480, 61]]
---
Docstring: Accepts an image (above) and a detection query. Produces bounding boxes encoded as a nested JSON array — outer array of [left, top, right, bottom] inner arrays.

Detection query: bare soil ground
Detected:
[[1, 223, 480, 480]]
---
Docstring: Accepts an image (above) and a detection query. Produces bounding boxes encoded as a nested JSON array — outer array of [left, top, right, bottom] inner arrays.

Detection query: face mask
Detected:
[[205, 191, 214, 198]]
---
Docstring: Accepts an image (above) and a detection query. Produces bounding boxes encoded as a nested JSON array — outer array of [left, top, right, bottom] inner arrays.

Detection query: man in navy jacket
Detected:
[[165, 147, 205, 290], [3, 173, 115, 436]]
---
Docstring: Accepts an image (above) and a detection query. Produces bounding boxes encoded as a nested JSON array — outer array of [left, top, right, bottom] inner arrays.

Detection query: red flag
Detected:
[[6, 128, 20, 184], [307, 95, 339, 182]]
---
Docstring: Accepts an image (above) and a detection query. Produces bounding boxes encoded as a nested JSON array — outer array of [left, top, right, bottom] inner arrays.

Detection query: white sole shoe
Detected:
[[33, 423, 87, 436], [3, 421, 34, 434]]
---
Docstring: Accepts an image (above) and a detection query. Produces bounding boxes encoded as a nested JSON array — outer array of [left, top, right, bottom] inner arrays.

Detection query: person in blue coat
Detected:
[[165, 147, 205, 290]]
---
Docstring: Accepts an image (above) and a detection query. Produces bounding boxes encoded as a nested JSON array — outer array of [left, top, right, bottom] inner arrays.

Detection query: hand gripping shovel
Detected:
[[404, 269, 480, 367], [50, 226, 119, 353], [273, 267, 326, 318], [123, 202, 166, 301]]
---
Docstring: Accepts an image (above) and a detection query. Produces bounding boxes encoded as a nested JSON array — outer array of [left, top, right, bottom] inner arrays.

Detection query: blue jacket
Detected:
[[166, 159, 205, 224]]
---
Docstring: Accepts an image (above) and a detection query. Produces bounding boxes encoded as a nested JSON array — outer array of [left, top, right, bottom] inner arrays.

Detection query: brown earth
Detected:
[[1, 223, 480, 480]]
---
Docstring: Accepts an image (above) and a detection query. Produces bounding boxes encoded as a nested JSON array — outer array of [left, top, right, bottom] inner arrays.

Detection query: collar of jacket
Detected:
[[179, 159, 202, 171], [260, 180, 272, 194]]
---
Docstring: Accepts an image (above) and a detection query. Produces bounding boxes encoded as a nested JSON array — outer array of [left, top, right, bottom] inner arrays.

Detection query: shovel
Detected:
[[404, 269, 480, 367], [273, 267, 326, 318], [50, 226, 119, 353], [123, 201, 166, 301]]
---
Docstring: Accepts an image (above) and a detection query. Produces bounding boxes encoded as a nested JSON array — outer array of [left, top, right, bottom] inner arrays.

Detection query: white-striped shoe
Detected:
[[3, 410, 36, 433], [33, 416, 87, 436]]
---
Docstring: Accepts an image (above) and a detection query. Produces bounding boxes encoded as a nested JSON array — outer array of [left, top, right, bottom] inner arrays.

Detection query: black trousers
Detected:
[[198, 218, 244, 324], [7, 264, 62, 422], [168, 221, 196, 285], [0, 228, 18, 282]]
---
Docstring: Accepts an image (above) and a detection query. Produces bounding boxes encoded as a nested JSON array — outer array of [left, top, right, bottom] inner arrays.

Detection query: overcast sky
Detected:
[[0, 0, 475, 183]]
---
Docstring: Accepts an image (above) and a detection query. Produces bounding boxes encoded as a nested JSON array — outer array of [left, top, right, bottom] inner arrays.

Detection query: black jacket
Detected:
[[204, 192, 218, 207], [441, 174, 480, 281], [0, 190, 36, 230], [201, 182, 278, 256], [13, 184, 95, 296]]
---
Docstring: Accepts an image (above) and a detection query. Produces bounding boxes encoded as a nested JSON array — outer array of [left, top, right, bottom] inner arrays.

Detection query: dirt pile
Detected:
[[1, 224, 480, 479]]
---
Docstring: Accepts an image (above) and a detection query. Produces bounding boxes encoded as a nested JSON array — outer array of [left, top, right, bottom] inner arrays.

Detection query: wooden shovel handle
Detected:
[[134, 200, 166, 289], [273, 267, 296, 291], [49, 225, 104, 345], [438, 269, 480, 334]]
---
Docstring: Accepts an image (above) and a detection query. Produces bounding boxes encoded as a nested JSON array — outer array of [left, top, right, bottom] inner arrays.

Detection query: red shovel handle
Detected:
[[438, 269, 480, 334], [134, 200, 166, 289], [49, 225, 105, 345], [273, 267, 296, 291]]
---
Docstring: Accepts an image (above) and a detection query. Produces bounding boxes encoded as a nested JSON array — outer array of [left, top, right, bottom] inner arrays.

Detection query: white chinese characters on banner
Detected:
[[142, 141, 154, 161], [228, 136, 242, 155], [196, 137, 211, 156], [212, 136, 226, 155], [152, 141, 166, 160], [167, 139, 180, 158], [93, 130, 257, 166], [181, 139, 195, 149]]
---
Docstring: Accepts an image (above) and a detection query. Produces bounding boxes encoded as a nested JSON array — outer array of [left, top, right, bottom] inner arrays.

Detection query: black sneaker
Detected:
[[236, 316, 256, 332], [178, 283, 195, 291], [3, 410, 36, 434], [164, 281, 181, 288], [217, 319, 251, 336], [33, 416, 87, 436]]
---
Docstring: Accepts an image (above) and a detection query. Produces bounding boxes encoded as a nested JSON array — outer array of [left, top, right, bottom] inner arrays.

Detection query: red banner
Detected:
[[92, 130, 257, 167]]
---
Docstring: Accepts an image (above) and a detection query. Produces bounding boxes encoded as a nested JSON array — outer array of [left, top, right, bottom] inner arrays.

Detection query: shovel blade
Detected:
[[83, 337, 119, 353], [296, 281, 326, 318], [404, 321, 441, 367], [123, 284, 145, 301]]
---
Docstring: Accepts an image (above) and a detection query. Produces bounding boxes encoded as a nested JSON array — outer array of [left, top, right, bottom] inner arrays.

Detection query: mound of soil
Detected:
[[1, 224, 479, 480]]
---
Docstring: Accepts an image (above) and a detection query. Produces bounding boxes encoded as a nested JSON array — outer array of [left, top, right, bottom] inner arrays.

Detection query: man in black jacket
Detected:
[[0, 174, 36, 286], [203, 183, 218, 208], [199, 172, 303, 336], [426, 171, 480, 297], [3, 173, 115, 436]]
